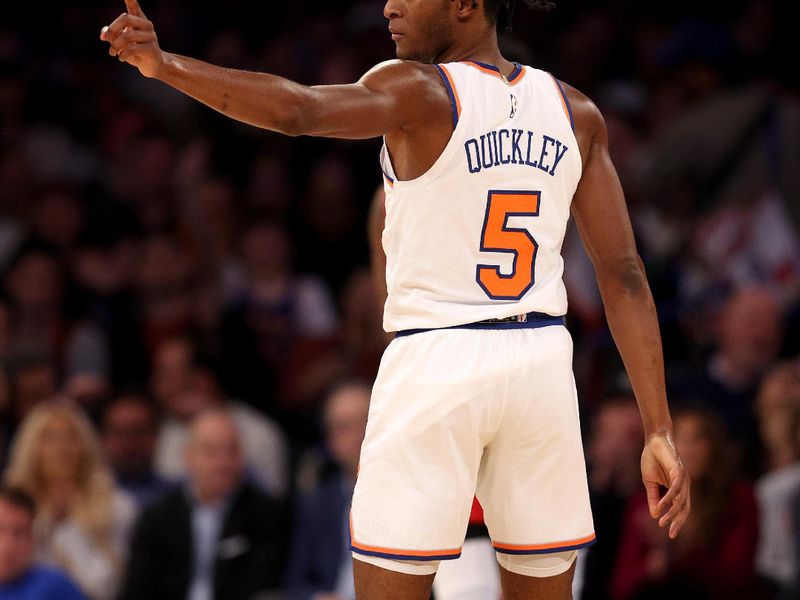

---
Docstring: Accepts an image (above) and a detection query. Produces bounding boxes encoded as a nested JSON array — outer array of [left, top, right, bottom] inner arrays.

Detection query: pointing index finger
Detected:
[[125, 0, 146, 18]]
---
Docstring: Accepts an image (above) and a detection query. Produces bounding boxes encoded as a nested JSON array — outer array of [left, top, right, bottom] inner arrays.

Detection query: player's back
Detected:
[[380, 61, 582, 332]]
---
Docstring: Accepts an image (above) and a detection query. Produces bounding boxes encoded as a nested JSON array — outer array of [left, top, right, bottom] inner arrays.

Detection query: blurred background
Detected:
[[1, 0, 799, 599]]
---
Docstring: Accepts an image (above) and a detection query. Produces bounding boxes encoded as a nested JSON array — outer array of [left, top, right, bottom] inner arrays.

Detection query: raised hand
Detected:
[[100, 0, 164, 78], [640, 431, 690, 539]]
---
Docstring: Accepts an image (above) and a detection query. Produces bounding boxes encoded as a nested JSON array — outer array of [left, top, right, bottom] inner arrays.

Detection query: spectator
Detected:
[[279, 268, 387, 418], [755, 360, 800, 593], [5, 354, 57, 422], [29, 185, 86, 251], [3, 403, 136, 600], [100, 393, 173, 508], [580, 392, 644, 600], [285, 380, 370, 600], [612, 407, 760, 599], [1, 243, 65, 360], [60, 320, 113, 421], [2, 243, 110, 386], [135, 232, 200, 352], [669, 286, 784, 471], [219, 217, 339, 407], [67, 223, 150, 389], [152, 334, 289, 497], [119, 408, 287, 600], [0, 485, 86, 600], [296, 154, 364, 294]]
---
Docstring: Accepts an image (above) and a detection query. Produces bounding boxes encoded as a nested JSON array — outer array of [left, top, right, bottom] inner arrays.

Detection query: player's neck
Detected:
[[435, 31, 514, 75]]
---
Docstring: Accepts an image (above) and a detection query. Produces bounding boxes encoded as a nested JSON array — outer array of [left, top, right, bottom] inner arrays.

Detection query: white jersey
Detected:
[[380, 61, 582, 332]]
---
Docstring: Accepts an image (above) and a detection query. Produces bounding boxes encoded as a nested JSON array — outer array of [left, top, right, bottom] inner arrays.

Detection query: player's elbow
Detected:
[[269, 89, 314, 137], [597, 255, 649, 298], [271, 105, 305, 137]]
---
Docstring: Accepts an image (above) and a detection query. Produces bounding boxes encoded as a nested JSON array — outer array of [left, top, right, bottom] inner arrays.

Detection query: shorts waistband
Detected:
[[395, 312, 565, 338]]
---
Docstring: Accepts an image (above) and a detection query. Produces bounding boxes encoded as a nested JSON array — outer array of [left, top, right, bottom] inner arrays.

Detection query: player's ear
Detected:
[[455, 0, 481, 19]]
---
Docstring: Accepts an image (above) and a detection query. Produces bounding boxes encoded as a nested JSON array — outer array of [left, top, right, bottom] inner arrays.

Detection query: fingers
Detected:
[[669, 490, 691, 539], [125, 0, 146, 18], [641, 439, 691, 539], [644, 480, 663, 519], [108, 29, 155, 57], [658, 486, 686, 529], [117, 42, 144, 63], [655, 467, 682, 515], [653, 468, 691, 539], [101, 12, 152, 44]]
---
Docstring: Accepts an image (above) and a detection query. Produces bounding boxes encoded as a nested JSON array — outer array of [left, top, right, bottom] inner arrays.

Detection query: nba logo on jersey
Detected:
[[510, 93, 517, 118]]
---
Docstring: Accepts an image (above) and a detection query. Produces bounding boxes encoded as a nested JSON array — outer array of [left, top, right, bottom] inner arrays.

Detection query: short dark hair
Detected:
[[0, 485, 36, 518], [483, 0, 555, 30]]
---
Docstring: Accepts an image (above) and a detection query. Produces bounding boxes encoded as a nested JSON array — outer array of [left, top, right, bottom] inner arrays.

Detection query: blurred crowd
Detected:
[[1, 0, 799, 599]]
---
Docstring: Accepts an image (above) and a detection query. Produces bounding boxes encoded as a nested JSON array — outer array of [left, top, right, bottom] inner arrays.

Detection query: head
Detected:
[[151, 335, 219, 421], [756, 360, 800, 469], [4, 403, 116, 537], [587, 395, 643, 493], [101, 394, 160, 480], [7, 356, 57, 421], [31, 185, 86, 249], [672, 406, 737, 546], [5, 403, 112, 493], [716, 287, 783, 380], [137, 233, 196, 297], [240, 218, 293, 281], [3, 244, 63, 312], [323, 380, 371, 477], [0, 486, 35, 585], [185, 409, 245, 505], [62, 372, 112, 414], [383, 0, 550, 63], [673, 407, 729, 484]]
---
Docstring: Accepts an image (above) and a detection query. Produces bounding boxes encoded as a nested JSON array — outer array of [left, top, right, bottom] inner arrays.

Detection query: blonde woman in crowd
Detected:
[[3, 402, 136, 600]]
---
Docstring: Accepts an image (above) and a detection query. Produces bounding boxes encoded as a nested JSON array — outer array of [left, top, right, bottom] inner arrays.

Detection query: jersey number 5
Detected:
[[476, 190, 541, 300]]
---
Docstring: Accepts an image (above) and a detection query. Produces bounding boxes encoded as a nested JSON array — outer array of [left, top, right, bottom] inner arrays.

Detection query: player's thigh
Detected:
[[499, 560, 576, 600]]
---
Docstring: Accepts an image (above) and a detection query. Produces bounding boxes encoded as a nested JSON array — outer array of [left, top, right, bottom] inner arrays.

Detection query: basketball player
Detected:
[[101, 1, 691, 598]]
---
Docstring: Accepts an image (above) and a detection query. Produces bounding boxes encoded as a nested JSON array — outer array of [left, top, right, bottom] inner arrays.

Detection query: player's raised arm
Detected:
[[100, 0, 437, 139], [566, 83, 691, 540]]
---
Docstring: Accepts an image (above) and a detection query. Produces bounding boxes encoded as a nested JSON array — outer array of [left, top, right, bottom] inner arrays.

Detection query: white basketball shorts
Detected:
[[350, 322, 595, 564]]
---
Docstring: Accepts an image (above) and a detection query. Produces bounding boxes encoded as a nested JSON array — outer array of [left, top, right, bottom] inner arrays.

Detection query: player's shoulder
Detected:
[[359, 60, 451, 131], [551, 78, 607, 162], [359, 60, 443, 93]]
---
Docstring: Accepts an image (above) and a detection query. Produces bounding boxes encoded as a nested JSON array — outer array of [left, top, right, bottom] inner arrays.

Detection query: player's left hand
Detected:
[[99, 0, 164, 78], [640, 431, 690, 539]]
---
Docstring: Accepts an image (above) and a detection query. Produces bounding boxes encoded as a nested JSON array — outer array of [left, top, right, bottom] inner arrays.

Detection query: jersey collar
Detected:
[[462, 60, 525, 84]]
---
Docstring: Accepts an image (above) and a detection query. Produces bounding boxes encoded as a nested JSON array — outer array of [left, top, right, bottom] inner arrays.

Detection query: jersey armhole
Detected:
[[548, 74, 575, 132], [433, 64, 462, 129]]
